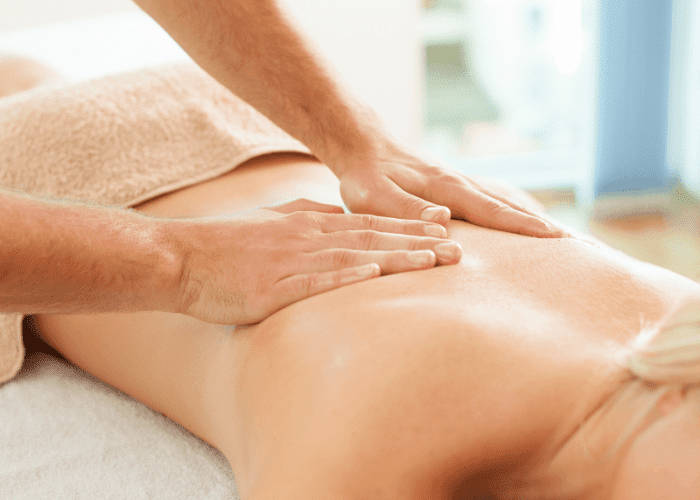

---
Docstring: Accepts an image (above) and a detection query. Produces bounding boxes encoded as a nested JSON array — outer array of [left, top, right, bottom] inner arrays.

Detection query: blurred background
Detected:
[[1, 0, 700, 279]]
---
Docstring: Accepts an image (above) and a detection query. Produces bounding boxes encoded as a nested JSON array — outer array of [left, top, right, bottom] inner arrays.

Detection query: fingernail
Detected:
[[421, 206, 450, 223], [543, 221, 572, 238], [434, 242, 462, 262], [540, 223, 557, 237], [542, 220, 575, 239], [424, 224, 447, 238], [356, 263, 380, 278], [408, 250, 435, 265], [530, 218, 559, 237]]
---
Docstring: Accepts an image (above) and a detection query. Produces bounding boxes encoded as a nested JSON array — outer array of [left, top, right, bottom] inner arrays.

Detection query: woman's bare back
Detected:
[[36, 153, 700, 499], [225, 173, 700, 498]]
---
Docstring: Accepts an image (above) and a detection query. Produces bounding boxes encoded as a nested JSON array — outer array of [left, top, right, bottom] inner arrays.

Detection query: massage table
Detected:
[[1, 344, 240, 499]]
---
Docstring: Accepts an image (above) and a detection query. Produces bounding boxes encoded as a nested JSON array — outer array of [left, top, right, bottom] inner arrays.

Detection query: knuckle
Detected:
[[424, 163, 454, 181], [359, 230, 379, 249], [407, 238, 422, 251], [332, 249, 356, 268], [398, 195, 423, 216], [358, 213, 378, 230], [286, 211, 305, 224], [442, 170, 461, 183], [288, 210, 320, 227]]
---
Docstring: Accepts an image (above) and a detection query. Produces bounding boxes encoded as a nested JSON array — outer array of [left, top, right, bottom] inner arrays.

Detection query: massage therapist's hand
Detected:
[[167, 199, 461, 325], [336, 141, 571, 238]]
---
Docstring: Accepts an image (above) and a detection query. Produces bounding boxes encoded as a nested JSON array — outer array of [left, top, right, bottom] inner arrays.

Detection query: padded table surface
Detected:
[[0, 351, 240, 500]]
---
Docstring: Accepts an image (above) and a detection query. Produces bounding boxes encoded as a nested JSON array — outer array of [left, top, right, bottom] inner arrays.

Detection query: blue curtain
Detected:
[[594, 0, 674, 196]]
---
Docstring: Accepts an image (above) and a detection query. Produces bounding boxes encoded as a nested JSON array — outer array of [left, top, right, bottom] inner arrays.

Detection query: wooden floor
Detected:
[[542, 185, 700, 283]]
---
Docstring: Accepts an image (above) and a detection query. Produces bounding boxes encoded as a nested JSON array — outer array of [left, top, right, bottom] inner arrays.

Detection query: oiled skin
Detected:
[[35, 154, 700, 500]]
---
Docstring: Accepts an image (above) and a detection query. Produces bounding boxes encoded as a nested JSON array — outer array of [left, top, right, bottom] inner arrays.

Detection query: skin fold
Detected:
[[34, 154, 700, 499]]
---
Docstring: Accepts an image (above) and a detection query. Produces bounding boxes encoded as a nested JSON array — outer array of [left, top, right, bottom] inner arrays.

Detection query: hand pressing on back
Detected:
[[336, 142, 572, 238], [167, 199, 462, 325]]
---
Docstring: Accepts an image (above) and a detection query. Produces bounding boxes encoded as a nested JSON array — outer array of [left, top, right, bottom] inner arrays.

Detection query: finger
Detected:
[[471, 183, 571, 236], [467, 178, 561, 227], [466, 178, 542, 217], [271, 263, 381, 308], [321, 230, 462, 265], [304, 248, 444, 274], [266, 198, 345, 215], [406, 168, 570, 238], [438, 179, 568, 238], [467, 174, 548, 214], [318, 212, 448, 239]]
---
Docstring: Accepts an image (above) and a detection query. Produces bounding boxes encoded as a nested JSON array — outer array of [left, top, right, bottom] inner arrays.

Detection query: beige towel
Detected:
[[0, 63, 310, 384]]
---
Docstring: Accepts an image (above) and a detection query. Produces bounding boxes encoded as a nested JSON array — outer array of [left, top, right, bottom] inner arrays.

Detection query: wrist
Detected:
[[330, 135, 411, 180], [312, 101, 393, 177], [145, 217, 188, 315], [326, 134, 401, 179]]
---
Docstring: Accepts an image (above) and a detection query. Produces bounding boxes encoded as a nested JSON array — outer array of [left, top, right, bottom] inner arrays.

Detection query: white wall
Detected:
[[0, 0, 139, 32], [278, 0, 422, 145], [0, 0, 422, 145]]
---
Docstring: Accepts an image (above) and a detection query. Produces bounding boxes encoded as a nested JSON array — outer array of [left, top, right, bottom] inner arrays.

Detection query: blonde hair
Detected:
[[601, 296, 700, 456], [628, 297, 700, 384]]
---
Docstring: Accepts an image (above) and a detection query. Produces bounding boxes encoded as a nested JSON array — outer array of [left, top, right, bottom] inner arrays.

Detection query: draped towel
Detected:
[[0, 63, 310, 383]]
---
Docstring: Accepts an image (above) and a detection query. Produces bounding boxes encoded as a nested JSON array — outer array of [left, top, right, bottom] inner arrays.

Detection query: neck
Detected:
[[510, 375, 669, 500]]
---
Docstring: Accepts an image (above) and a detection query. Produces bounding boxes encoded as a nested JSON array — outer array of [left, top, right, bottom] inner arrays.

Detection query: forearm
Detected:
[[133, 0, 388, 175], [0, 189, 180, 315]]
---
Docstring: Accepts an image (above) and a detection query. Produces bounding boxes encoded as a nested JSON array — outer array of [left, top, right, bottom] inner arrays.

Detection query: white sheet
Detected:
[[0, 11, 190, 83], [0, 353, 240, 499]]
